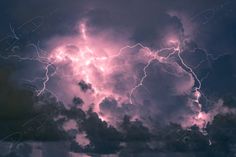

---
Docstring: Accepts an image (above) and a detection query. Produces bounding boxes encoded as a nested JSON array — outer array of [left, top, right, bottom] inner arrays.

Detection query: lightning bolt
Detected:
[[0, 42, 57, 97], [126, 39, 212, 134], [128, 41, 180, 104]]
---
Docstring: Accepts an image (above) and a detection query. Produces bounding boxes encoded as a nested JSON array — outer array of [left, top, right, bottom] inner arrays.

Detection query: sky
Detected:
[[0, 0, 236, 157]]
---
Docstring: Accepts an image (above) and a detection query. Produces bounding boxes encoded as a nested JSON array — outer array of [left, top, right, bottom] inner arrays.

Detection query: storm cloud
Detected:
[[1, 0, 236, 156]]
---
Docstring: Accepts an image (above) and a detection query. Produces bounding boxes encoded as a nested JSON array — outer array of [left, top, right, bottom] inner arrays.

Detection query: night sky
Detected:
[[0, 0, 236, 157]]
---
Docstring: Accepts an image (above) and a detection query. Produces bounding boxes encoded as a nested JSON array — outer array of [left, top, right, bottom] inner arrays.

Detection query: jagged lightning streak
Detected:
[[0, 42, 56, 97], [35, 62, 54, 96], [176, 43, 209, 133], [129, 57, 155, 104], [0, 17, 54, 97], [128, 40, 180, 104], [128, 39, 209, 132], [25, 43, 58, 96]]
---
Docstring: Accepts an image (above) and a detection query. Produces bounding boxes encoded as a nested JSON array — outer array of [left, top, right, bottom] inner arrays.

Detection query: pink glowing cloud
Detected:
[[43, 20, 213, 130]]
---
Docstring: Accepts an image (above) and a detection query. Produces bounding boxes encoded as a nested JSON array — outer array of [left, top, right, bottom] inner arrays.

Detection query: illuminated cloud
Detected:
[[44, 20, 207, 130]]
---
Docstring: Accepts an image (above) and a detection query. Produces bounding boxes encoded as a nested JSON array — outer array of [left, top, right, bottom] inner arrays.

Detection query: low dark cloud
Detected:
[[0, 86, 236, 156], [72, 96, 84, 105]]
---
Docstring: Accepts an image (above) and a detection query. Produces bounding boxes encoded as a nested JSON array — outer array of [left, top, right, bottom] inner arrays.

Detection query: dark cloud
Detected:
[[120, 115, 151, 142], [204, 55, 236, 96], [72, 96, 84, 105], [0, 68, 33, 120], [0, 69, 66, 141], [0, 85, 235, 156], [78, 80, 92, 92], [1, 143, 32, 157], [206, 113, 236, 154]]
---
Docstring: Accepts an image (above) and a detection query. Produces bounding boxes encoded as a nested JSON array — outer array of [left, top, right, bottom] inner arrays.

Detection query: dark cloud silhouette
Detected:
[[72, 96, 84, 105], [78, 80, 92, 92], [0, 81, 236, 156], [0, 68, 33, 120]]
